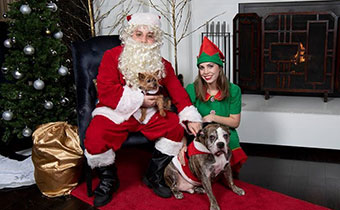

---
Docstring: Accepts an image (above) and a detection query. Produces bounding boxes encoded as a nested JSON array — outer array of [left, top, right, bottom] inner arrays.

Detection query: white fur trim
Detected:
[[193, 141, 211, 154], [129, 13, 161, 27], [133, 107, 157, 124], [155, 137, 183, 156], [178, 105, 202, 123], [92, 85, 144, 124], [85, 149, 116, 169], [172, 156, 201, 186]]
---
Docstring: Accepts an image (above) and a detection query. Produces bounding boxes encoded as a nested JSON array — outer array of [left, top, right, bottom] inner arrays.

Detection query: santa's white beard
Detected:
[[118, 38, 165, 89]]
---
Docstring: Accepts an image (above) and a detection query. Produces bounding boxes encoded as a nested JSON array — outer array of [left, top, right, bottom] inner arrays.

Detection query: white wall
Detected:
[[94, 0, 323, 85]]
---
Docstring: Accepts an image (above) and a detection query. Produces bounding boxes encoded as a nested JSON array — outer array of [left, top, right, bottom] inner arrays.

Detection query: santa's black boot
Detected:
[[143, 149, 172, 198], [93, 164, 120, 207]]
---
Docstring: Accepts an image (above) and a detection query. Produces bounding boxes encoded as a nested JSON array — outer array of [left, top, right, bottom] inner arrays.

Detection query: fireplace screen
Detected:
[[261, 12, 337, 101]]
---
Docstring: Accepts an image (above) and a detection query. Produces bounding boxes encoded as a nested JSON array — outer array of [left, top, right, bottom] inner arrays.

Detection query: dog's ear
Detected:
[[154, 70, 160, 78], [138, 72, 145, 80], [195, 128, 206, 144]]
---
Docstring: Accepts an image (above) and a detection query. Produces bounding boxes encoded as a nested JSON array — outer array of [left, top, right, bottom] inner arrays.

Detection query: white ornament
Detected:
[[44, 101, 54, 109], [3, 39, 12, 48], [1, 66, 8, 74], [50, 49, 57, 55], [18, 92, 23, 99], [2, 110, 13, 121], [20, 5, 31, 15], [12, 70, 23, 80], [22, 127, 32, 137], [33, 79, 45, 90], [58, 65, 68, 76], [53, 31, 63, 39], [23, 45, 35, 55], [46, 2, 58, 12], [60, 97, 69, 106]]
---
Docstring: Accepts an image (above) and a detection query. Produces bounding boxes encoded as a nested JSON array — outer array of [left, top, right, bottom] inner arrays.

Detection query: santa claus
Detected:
[[84, 12, 202, 207]]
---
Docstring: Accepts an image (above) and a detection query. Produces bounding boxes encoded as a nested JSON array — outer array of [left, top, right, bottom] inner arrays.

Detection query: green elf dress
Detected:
[[186, 82, 248, 173]]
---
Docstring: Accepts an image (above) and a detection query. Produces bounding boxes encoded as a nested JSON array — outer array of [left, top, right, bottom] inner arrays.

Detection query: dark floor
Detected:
[[0, 143, 339, 210]]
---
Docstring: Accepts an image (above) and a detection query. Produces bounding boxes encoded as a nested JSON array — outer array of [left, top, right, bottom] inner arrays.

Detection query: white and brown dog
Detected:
[[164, 123, 245, 210]]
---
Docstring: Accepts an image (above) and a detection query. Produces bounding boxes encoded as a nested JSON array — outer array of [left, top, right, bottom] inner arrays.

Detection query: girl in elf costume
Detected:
[[185, 36, 248, 174]]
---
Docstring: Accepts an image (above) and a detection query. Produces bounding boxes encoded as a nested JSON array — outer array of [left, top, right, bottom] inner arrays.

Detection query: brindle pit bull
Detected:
[[164, 123, 245, 210]]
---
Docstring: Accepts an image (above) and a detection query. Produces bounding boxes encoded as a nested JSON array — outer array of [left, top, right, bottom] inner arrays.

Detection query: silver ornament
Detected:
[[3, 39, 12, 48], [22, 127, 32, 137], [33, 79, 45, 90], [46, 2, 58, 12], [12, 70, 23, 79], [44, 101, 54, 109], [53, 31, 63, 39], [58, 65, 68, 76], [60, 97, 69, 106], [1, 66, 8, 74], [11, 37, 16, 44], [23, 44, 35, 55], [20, 5, 32, 15], [3, 13, 8, 18], [2, 110, 13, 121]]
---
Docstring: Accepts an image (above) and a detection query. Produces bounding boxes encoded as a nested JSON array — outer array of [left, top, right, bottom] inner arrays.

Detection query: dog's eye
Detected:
[[209, 135, 216, 141], [147, 79, 151, 83], [223, 134, 229, 139]]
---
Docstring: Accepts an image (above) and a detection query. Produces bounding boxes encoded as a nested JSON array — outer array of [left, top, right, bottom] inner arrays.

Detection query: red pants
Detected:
[[85, 111, 184, 155]]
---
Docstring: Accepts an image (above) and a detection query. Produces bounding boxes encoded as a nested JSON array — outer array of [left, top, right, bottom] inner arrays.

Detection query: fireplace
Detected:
[[233, 1, 340, 102]]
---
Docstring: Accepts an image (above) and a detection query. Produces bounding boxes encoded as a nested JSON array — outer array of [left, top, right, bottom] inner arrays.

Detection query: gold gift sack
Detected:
[[32, 122, 84, 197]]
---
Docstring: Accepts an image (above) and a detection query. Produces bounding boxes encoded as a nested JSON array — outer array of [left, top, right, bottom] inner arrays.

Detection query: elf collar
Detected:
[[204, 90, 222, 102]]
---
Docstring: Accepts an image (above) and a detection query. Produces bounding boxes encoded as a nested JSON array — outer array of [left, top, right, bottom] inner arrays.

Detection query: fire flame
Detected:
[[292, 43, 305, 65]]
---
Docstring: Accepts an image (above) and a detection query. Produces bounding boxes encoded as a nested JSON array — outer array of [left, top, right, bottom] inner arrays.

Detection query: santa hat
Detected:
[[127, 13, 161, 28], [197, 36, 225, 66]]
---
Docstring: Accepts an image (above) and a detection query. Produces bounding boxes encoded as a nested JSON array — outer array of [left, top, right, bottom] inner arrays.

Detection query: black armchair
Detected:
[[71, 35, 149, 149]]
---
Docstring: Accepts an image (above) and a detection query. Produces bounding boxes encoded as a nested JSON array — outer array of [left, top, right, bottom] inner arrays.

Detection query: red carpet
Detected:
[[71, 148, 330, 210]]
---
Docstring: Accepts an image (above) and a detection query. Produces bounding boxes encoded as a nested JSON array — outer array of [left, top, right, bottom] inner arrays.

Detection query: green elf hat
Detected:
[[197, 36, 225, 66]]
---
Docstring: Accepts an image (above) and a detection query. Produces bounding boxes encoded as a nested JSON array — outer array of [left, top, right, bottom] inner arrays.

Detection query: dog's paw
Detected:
[[174, 192, 184, 199], [233, 186, 245, 196], [194, 186, 205, 194]]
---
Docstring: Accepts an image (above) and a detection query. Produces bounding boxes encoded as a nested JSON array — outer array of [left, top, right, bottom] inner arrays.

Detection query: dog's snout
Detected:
[[217, 142, 224, 149]]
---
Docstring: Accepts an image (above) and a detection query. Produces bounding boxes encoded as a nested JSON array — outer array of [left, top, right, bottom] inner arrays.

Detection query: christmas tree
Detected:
[[0, 0, 76, 144]]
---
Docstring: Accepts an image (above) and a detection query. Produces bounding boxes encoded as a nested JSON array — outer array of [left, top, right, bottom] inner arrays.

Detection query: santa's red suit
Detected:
[[84, 45, 202, 169]]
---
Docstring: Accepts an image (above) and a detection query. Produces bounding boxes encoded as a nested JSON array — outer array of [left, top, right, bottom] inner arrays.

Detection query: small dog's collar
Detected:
[[140, 86, 160, 95], [146, 87, 159, 95]]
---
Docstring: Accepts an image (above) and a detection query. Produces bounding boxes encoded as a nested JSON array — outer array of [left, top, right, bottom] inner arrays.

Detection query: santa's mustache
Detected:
[[118, 37, 165, 88], [124, 37, 162, 52]]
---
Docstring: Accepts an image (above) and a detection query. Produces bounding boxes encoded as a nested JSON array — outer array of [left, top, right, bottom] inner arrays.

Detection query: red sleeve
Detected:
[[161, 59, 192, 113], [96, 46, 125, 109]]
